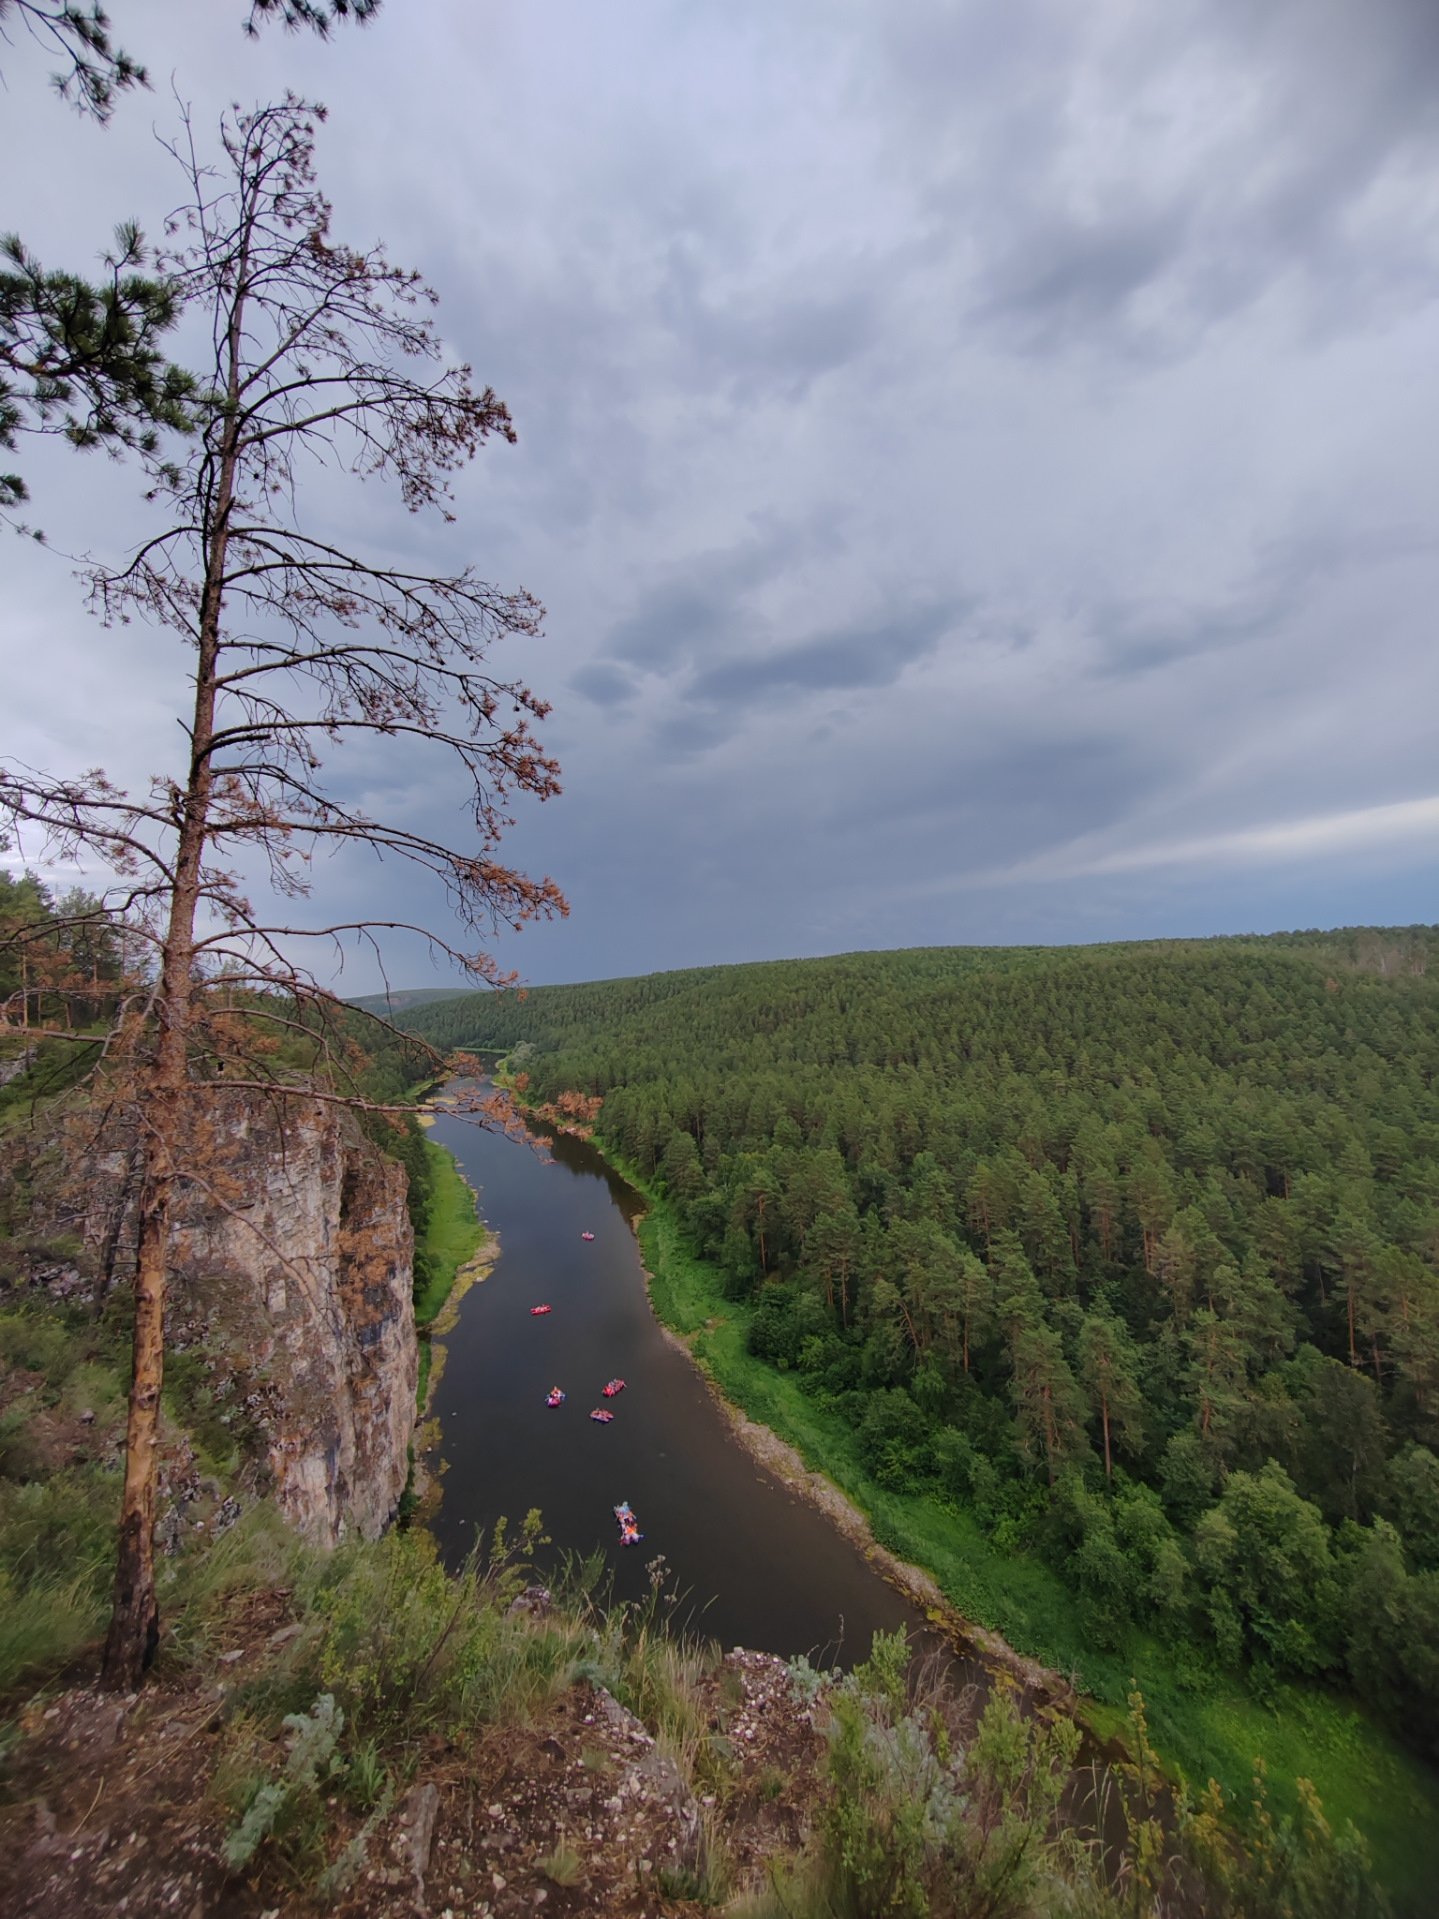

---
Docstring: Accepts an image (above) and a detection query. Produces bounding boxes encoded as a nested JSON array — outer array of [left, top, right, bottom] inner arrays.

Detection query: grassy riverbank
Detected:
[[413, 1137, 485, 1411], [617, 1159, 1439, 1914]]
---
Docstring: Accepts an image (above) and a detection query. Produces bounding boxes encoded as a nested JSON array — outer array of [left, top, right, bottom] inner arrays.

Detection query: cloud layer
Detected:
[[2, 0, 1435, 986]]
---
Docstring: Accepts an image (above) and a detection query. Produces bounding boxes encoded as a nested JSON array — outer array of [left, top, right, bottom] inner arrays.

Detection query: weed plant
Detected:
[[0, 1464, 1396, 1916], [735, 1630, 1387, 1919], [0, 1289, 130, 1693], [171, 1510, 727, 1890]]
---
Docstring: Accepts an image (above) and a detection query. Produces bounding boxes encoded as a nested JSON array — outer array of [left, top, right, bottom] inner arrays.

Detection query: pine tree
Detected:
[[1, 0, 377, 506], [1078, 1306, 1145, 1479], [2, 100, 562, 1686]]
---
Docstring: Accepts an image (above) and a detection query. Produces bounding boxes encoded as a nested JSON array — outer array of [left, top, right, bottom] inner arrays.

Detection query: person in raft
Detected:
[[614, 1501, 643, 1545], [545, 1387, 565, 1407]]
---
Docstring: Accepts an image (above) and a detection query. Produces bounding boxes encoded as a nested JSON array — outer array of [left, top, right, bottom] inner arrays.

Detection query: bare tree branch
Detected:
[[0, 97, 565, 1688]]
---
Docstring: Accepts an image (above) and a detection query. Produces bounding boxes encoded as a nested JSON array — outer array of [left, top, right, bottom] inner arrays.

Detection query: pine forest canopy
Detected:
[[393, 926, 1439, 1756]]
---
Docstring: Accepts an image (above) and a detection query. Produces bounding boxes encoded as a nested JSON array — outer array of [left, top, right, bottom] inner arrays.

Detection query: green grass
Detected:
[[412, 1139, 485, 1413], [627, 1163, 1439, 1916], [413, 1140, 484, 1329]]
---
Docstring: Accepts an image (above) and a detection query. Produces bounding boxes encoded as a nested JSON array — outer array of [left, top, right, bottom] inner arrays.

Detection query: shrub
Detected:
[[855, 1389, 934, 1492]]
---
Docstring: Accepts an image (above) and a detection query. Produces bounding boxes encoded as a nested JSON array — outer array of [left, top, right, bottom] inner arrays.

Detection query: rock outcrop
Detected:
[[64, 1094, 418, 1547]]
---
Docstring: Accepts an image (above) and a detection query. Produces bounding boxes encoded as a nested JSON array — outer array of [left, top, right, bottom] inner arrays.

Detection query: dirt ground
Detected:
[[0, 1591, 828, 1918]]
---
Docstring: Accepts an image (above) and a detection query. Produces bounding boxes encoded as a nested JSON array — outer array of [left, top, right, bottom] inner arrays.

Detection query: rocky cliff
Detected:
[[60, 1094, 419, 1547]]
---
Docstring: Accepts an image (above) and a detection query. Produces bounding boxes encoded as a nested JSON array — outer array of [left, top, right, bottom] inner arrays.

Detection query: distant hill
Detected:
[[383, 923, 1438, 1051], [346, 985, 477, 1015]]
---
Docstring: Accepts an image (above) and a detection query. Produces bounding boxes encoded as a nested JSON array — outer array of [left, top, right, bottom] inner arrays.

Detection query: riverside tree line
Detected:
[[400, 930, 1439, 1757]]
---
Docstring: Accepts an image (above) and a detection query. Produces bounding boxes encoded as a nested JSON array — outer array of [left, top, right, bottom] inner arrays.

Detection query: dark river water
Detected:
[[424, 1105, 932, 1666]]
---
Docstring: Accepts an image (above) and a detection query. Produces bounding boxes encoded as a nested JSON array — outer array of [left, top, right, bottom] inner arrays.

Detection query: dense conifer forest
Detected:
[[397, 928, 1439, 1757]]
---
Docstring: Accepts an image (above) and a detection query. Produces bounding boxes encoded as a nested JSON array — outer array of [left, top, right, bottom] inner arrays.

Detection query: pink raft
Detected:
[[589, 1407, 614, 1424], [601, 1378, 625, 1398], [581, 1231, 596, 1241], [530, 1305, 552, 1316], [545, 1387, 566, 1408]]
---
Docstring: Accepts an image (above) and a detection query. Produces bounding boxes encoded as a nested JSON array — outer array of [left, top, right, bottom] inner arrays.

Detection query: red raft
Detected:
[[530, 1304, 552, 1316], [589, 1408, 614, 1424], [601, 1378, 625, 1397]]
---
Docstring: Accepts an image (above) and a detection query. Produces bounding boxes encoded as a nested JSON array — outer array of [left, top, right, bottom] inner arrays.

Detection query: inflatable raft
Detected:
[[613, 1500, 643, 1546], [530, 1304, 552, 1316], [545, 1387, 566, 1408]]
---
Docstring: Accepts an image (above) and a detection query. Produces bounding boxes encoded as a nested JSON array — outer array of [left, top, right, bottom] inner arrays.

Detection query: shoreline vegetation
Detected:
[[643, 1203, 1079, 1708], [411, 1130, 490, 1415], [597, 1145, 1439, 1915]]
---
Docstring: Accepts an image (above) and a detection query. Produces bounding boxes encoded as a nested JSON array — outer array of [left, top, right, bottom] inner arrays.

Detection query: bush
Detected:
[[1046, 1474, 1135, 1650], [1385, 1442, 1439, 1571], [814, 1632, 1099, 1919], [1344, 1520, 1439, 1760], [308, 1516, 585, 1735], [1193, 1460, 1344, 1676], [0, 1298, 123, 1694], [748, 1284, 832, 1370], [855, 1390, 935, 1493]]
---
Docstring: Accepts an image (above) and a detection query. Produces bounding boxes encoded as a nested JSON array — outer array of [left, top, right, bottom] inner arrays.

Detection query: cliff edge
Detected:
[[45, 1092, 418, 1547]]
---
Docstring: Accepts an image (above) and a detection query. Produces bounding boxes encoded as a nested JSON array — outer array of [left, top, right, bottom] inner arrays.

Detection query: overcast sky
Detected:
[[4, 0, 1437, 990]]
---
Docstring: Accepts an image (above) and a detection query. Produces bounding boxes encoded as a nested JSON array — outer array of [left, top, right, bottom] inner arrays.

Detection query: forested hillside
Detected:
[[401, 928, 1439, 1758]]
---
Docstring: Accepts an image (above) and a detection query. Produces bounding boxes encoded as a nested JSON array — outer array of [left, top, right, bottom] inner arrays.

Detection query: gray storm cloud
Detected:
[[1, 0, 1435, 988]]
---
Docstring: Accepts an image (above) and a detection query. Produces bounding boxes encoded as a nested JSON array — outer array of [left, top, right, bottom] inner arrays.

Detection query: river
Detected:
[[424, 1105, 935, 1666]]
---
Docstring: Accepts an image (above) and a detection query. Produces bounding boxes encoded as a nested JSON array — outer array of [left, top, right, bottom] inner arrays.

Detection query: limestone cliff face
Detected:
[[72, 1095, 418, 1547]]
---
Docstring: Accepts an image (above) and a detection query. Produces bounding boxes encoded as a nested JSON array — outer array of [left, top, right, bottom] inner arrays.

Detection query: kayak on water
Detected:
[[581, 1231, 596, 1241], [589, 1408, 614, 1424], [545, 1387, 566, 1408], [601, 1378, 625, 1397], [614, 1500, 643, 1546], [530, 1305, 552, 1316]]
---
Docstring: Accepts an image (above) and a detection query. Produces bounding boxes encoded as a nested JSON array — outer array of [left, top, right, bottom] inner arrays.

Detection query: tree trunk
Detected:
[[102, 890, 200, 1688], [102, 1175, 171, 1683], [1101, 1389, 1112, 1480], [100, 864, 207, 1687], [101, 271, 244, 1688]]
